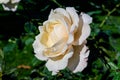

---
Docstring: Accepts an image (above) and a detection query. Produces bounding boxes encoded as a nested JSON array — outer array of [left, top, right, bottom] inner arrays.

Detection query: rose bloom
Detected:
[[0, 0, 21, 12], [33, 7, 92, 75]]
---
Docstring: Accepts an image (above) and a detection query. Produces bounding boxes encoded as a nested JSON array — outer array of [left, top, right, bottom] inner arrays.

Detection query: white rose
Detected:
[[33, 7, 92, 75], [1, 0, 21, 12]]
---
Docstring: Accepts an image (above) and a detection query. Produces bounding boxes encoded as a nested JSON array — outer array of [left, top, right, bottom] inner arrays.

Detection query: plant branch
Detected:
[[99, 3, 120, 28], [51, 0, 63, 7]]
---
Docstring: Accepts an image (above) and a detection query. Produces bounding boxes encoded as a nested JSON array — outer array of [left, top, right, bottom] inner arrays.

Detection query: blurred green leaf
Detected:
[[0, 49, 4, 59], [25, 38, 34, 46], [3, 43, 17, 53], [40, 5, 50, 12], [88, 10, 102, 15], [24, 22, 37, 33], [31, 57, 41, 67]]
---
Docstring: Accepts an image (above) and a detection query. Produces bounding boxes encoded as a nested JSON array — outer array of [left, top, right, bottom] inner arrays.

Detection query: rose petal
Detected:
[[42, 20, 68, 47], [81, 12, 92, 24], [67, 42, 85, 71], [73, 16, 83, 45], [78, 13, 92, 45], [33, 34, 48, 61], [66, 7, 79, 27], [38, 26, 43, 32], [52, 39, 68, 54], [48, 11, 70, 34], [67, 33, 74, 44], [45, 51, 73, 75], [48, 9, 71, 26], [43, 39, 68, 57], [70, 24, 76, 33], [53, 8, 71, 21], [73, 46, 90, 73], [79, 24, 91, 45], [66, 7, 80, 45], [47, 11, 70, 36], [54, 23, 68, 40], [48, 9, 54, 19]]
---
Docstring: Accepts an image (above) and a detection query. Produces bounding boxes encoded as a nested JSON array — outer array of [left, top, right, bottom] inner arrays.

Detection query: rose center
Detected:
[[40, 20, 68, 57]]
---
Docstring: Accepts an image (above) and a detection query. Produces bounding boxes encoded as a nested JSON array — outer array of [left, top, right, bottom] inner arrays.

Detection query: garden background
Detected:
[[0, 0, 120, 80]]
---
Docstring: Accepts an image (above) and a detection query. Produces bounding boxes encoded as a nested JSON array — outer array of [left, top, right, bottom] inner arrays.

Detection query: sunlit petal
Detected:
[[46, 51, 73, 75], [66, 7, 79, 27], [79, 24, 91, 45], [33, 34, 48, 60]]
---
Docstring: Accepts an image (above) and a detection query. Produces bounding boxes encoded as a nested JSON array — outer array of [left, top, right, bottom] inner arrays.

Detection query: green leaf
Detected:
[[0, 49, 4, 59], [24, 22, 37, 33], [25, 38, 34, 46], [87, 10, 102, 15]]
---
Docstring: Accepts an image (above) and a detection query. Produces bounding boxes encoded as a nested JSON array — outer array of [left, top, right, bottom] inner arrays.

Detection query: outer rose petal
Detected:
[[79, 24, 91, 45], [67, 41, 86, 71], [38, 26, 43, 32], [66, 7, 79, 27], [65, 7, 80, 44], [73, 16, 83, 45], [33, 34, 48, 61], [73, 45, 90, 73], [45, 51, 73, 75], [78, 13, 92, 45], [81, 12, 92, 24], [53, 8, 71, 21]]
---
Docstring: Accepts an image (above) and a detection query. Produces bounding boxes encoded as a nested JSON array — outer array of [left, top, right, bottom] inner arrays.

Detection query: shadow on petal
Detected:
[[67, 41, 85, 71]]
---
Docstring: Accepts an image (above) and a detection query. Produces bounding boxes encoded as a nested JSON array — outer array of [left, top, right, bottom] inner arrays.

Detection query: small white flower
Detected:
[[0, 0, 21, 12], [33, 7, 92, 75]]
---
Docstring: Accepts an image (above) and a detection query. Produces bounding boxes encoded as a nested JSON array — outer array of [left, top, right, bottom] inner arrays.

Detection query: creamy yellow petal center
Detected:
[[40, 20, 68, 57]]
